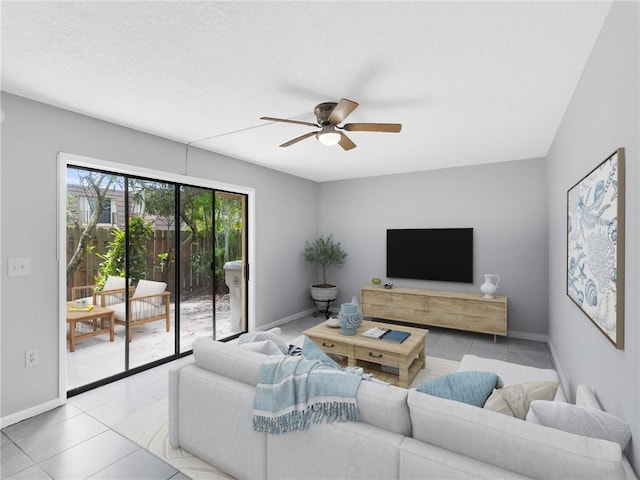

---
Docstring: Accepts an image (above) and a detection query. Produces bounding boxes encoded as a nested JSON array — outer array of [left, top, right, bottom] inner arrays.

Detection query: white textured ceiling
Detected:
[[1, 1, 611, 182]]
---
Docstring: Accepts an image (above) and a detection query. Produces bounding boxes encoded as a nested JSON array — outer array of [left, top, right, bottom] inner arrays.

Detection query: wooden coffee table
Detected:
[[66, 303, 115, 352], [304, 320, 427, 388]]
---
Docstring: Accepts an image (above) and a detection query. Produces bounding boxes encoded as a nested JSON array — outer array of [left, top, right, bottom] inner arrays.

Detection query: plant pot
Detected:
[[310, 285, 339, 302]]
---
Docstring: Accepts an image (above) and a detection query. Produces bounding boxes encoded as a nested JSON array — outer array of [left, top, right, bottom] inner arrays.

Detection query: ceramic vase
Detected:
[[339, 302, 361, 335], [480, 274, 501, 299]]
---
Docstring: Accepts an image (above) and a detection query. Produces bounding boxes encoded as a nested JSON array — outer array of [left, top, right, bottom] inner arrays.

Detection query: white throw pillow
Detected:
[[526, 400, 632, 449], [238, 331, 289, 354]]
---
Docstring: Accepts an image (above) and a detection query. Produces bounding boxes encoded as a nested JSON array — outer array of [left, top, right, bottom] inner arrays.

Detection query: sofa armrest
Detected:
[[168, 358, 195, 447]]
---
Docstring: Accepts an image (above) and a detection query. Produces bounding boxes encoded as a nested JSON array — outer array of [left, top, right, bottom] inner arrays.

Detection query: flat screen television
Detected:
[[386, 228, 473, 283]]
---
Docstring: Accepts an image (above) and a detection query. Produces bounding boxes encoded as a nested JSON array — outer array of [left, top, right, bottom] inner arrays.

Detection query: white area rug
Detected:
[[410, 355, 460, 387], [113, 401, 234, 480], [113, 356, 459, 479]]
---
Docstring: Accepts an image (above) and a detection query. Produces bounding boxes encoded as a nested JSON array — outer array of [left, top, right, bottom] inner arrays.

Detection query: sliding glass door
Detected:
[[214, 191, 247, 341], [66, 168, 126, 386], [177, 188, 247, 352], [127, 178, 177, 369], [65, 165, 248, 393]]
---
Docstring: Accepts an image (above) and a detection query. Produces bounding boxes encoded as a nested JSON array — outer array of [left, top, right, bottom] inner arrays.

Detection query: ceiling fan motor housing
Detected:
[[314, 102, 338, 125]]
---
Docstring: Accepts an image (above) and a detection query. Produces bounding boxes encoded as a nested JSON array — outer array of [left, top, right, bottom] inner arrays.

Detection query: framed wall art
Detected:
[[567, 148, 625, 349]]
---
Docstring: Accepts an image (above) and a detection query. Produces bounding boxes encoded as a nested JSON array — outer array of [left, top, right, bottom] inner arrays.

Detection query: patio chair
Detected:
[[110, 280, 171, 341], [71, 275, 131, 307]]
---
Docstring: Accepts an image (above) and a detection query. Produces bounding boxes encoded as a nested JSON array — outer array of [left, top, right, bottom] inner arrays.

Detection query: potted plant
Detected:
[[302, 235, 348, 307]]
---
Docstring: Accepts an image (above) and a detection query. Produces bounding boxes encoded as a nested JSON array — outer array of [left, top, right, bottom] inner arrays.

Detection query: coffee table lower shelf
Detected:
[[304, 320, 428, 388]]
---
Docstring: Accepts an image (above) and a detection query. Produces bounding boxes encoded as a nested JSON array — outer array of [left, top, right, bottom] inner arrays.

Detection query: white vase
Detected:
[[480, 274, 500, 299]]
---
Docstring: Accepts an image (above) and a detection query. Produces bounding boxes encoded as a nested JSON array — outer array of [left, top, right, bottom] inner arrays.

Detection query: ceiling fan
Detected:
[[260, 98, 402, 151]]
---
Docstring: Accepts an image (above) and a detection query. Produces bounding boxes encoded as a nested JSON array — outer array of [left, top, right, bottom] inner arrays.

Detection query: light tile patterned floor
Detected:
[[2, 316, 554, 479]]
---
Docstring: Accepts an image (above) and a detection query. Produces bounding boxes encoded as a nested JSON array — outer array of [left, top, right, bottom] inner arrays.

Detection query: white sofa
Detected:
[[168, 338, 636, 480]]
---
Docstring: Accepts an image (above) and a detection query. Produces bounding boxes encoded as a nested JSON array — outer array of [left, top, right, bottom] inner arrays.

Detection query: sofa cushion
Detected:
[[407, 389, 626, 479], [526, 400, 632, 449], [416, 371, 499, 407], [458, 354, 566, 401], [483, 381, 559, 419], [301, 336, 340, 368], [193, 337, 271, 385]]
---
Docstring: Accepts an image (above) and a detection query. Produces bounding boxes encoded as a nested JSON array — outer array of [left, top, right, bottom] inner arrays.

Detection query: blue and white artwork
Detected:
[[567, 149, 624, 348]]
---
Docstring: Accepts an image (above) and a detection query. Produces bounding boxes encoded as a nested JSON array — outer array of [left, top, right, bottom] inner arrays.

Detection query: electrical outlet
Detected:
[[25, 348, 39, 367], [8, 257, 31, 277]]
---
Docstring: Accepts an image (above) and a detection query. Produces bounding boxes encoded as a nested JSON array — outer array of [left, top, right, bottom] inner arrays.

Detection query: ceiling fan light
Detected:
[[316, 127, 342, 146]]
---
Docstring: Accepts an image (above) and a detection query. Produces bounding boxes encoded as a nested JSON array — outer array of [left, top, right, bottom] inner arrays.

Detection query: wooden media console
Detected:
[[361, 286, 507, 341]]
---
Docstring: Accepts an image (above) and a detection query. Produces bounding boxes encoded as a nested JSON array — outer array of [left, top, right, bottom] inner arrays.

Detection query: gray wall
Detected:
[[547, 1, 639, 467], [318, 158, 549, 338], [0, 92, 318, 420]]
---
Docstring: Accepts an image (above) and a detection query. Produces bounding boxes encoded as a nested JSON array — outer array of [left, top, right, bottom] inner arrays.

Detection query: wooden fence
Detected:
[[66, 227, 217, 300]]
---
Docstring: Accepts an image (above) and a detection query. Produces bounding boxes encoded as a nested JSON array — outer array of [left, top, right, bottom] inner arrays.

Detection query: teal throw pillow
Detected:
[[417, 371, 499, 407], [302, 336, 341, 369]]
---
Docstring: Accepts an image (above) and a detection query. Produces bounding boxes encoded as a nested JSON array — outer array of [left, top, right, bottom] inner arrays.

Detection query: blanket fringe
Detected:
[[253, 402, 359, 434]]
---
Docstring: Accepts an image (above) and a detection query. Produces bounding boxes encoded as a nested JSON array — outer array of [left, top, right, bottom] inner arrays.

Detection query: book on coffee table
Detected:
[[381, 329, 411, 343], [362, 326, 391, 339]]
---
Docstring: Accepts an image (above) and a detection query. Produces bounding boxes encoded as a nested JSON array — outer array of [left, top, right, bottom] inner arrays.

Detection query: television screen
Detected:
[[386, 228, 473, 283]]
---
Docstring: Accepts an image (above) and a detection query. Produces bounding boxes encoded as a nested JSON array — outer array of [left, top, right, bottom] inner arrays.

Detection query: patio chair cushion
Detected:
[[103, 275, 128, 291], [133, 280, 167, 306], [96, 276, 130, 306], [111, 301, 166, 322]]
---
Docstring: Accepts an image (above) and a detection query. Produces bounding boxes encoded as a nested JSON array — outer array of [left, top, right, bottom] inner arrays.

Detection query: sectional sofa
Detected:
[[168, 336, 636, 479]]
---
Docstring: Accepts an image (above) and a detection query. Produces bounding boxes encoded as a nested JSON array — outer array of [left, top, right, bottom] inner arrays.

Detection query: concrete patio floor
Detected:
[[66, 294, 238, 391]]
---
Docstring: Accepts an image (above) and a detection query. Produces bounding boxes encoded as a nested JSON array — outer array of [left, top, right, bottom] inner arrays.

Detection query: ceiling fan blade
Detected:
[[343, 123, 402, 132], [261, 116, 319, 128], [279, 131, 318, 148], [328, 98, 359, 125], [338, 133, 357, 151]]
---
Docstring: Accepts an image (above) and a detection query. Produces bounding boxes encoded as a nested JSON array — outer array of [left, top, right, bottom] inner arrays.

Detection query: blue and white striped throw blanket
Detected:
[[252, 355, 361, 434]]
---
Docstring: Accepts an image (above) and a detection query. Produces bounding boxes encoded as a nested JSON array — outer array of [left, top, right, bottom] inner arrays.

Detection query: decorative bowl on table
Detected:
[[325, 317, 340, 328]]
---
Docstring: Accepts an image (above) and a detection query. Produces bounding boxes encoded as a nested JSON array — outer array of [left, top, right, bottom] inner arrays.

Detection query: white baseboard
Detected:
[[258, 308, 316, 332], [1, 397, 65, 429], [507, 329, 549, 343]]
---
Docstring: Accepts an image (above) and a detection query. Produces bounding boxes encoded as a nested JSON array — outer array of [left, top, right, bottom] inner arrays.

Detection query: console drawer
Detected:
[[355, 345, 400, 367]]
